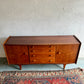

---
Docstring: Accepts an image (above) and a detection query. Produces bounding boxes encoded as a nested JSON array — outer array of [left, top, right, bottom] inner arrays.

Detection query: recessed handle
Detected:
[[49, 60, 52, 62], [32, 60, 36, 62], [49, 55, 52, 57], [32, 55, 35, 57], [49, 45, 52, 48], [31, 50, 35, 52], [57, 52, 61, 54], [49, 50, 52, 52], [23, 52, 27, 55], [23, 52, 25, 55], [31, 46, 34, 48]]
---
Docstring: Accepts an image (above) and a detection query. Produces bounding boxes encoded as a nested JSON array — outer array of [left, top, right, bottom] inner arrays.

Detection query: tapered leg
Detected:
[[63, 64, 66, 70], [19, 65, 22, 70]]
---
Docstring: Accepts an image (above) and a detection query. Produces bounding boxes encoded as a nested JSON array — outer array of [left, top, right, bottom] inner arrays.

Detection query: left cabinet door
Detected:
[[4, 45, 29, 64]]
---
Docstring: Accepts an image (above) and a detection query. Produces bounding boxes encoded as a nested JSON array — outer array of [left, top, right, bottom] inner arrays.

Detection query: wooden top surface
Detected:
[[5, 35, 80, 45]]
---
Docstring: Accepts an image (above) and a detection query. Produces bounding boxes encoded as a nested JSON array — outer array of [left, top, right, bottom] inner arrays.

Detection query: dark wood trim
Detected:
[[3, 36, 11, 46], [63, 64, 66, 70], [27, 45, 30, 64], [19, 65, 22, 70], [3, 36, 11, 64], [75, 43, 81, 64], [73, 35, 81, 63], [73, 35, 81, 44], [5, 35, 80, 45]]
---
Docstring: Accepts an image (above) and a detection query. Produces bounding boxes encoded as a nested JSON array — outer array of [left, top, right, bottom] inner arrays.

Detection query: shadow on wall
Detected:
[[0, 37, 8, 57]]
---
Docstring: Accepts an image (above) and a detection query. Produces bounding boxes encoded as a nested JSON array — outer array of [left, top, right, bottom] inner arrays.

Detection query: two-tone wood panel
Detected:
[[29, 45, 56, 64], [55, 44, 79, 64], [4, 45, 29, 64]]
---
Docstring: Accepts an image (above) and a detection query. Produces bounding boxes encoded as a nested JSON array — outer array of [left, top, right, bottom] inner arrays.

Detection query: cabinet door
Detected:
[[55, 44, 79, 64], [5, 45, 29, 64]]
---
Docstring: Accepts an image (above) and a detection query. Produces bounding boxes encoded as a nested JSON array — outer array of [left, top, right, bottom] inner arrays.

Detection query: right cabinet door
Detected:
[[55, 44, 79, 64]]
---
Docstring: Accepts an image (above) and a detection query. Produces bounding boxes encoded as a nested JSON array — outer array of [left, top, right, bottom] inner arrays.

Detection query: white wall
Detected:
[[0, 0, 84, 58]]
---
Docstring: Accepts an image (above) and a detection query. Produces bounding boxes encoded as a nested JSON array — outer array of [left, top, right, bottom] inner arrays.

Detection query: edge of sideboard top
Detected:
[[4, 35, 81, 45], [73, 35, 81, 45]]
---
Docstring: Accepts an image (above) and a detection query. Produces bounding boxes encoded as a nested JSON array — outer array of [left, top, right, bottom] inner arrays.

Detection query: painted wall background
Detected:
[[0, 0, 84, 57]]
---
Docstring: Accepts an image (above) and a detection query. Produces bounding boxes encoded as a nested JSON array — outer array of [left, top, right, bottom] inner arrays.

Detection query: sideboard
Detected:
[[3, 35, 81, 70]]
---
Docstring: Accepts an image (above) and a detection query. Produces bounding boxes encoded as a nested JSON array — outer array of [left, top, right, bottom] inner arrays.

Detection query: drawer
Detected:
[[29, 49, 55, 54], [30, 54, 55, 58], [30, 58, 55, 64], [29, 45, 55, 49]]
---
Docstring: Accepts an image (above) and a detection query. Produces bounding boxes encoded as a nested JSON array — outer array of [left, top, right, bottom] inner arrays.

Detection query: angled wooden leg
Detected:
[[63, 64, 66, 70], [19, 65, 22, 70]]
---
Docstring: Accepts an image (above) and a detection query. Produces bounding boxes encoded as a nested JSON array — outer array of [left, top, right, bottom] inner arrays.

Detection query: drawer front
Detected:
[[29, 45, 55, 54], [29, 45, 55, 49], [55, 44, 79, 64], [30, 58, 55, 64], [30, 54, 55, 58], [29, 49, 55, 54], [29, 45, 56, 64]]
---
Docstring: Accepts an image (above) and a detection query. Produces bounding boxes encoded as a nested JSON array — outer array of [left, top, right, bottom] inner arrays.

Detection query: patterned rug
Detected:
[[0, 68, 84, 84]]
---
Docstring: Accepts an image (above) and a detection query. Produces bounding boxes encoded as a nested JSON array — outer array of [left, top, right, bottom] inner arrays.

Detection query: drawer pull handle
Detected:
[[23, 53, 25, 55], [23, 52, 27, 55], [31, 50, 35, 52], [31, 46, 34, 48], [49, 50, 52, 52], [32, 55, 35, 57], [32, 60, 36, 62], [49, 60, 52, 62], [49, 45, 52, 48], [57, 52, 61, 54], [49, 55, 52, 57]]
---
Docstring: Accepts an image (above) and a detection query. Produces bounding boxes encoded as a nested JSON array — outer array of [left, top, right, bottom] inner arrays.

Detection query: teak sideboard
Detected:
[[3, 35, 81, 70]]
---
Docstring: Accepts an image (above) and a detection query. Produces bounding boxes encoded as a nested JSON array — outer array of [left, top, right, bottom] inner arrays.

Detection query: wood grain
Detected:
[[55, 44, 79, 64], [5, 45, 29, 64], [3, 35, 81, 70], [30, 58, 55, 64], [5, 35, 80, 45]]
